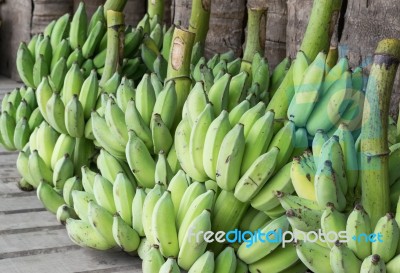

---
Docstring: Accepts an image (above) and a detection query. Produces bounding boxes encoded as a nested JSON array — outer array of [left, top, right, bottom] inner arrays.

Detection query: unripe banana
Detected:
[[62, 63, 84, 104], [178, 190, 215, 245], [64, 95, 85, 138], [155, 151, 173, 187], [92, 111, 125, 160], [229, 99, 251, 126], [132, 187, 146, 237], [152, 191, 179, 257], [112, 214, 141, 253], [87, 201, 116, 246], [69, 2, 87, 50], [296, 241, 333, 273], [51, 133, 75, 169], [50, 14, 70, 51], [16, 150, 36, 187], [28, 108, 44, 130], [115, 77, 135, 112], [142, 183, 165, 245], [167, 170, 189, 213], [292, 50, 310, 92], [151, 113, 173, 154], [176, 182, 207, 228], [178, 210, 212, 270], [360, 254, 386, 273], [16, 42, 35, 88], [37, 35, 52, 68], [216, 123, 245, 191], [66, 218, 113, 250], [46, 92, 68, 134], [49, 57, 68, 92], [320, 203, 347, 248], [187, 251, 214, 273], [237, 101, 265, 138], [104, 97, 128, 146], [290, 151, 317, 200], [53, 153, 74, 190], [102, 71, 121, 93], [113, 172, 135, 225], [82, 21, 105, 59], [346, 204, 372, 260], [175, 118, 209, 182], [228, 71, 248, 111], [126, 130, 156, 188], [248, 243, 298, 273], [286, 206, 323, 232], [51, 39, 71, 71], [62, 176, 83, 207], [72, 190, 96, 222], [81, 166, 96, 194], [288, 52, 325, 127], [56, 204, 78, 225], [142, 245, 165, 273], [208, 73, 230, 115], [14, 117, 30, 150], [234, 147, 279, 202], [33, 54, 49, 88], [125, 99, 153, 151], [267, 120, 296, 170], [237, 215, 289, 264], [251, 163, 294, 211], [28, 150, 53, 185], [37, 181, 65, 214], [372, 213, 399, 262], [93, 174, 116, 214], [330, 241, 362, 273], [88, 6, 105, 33], [241, 110, 275, 175], [152, 81, 177, 130], [183, 82, 208, 128], [79, 70, 99, 120], [386, 254, 400, 273], [312, 129, 329, 164], [36, 76, 53, 121], [202, 110, 232, 180], [215, 246, 237, 273], [314, 160, 346, 211], [135, 74, 156, 126], [322, 57, 349, 94], [159, 258, 180, 273]]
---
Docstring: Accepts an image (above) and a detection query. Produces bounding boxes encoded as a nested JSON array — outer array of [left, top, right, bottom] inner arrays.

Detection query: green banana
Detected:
[[360, 255, 386, 273], [37, 181, 65, 214], [69, 2, 88, 50], [113, 172, 135, 225], [132, 187, 146, 237], [142, 183, 165, 245], [371, 213, 399, 262], [330, 241, 362, 273], [87, 201, 116, 246]]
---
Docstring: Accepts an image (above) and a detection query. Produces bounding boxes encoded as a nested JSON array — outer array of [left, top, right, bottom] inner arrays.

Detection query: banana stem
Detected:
[[104, 0, 128, 16], [166, 27, 195, 130], [266, 0, 342, 125], [148, 0, 165, 22], [100, 10, 125, 87], [242, 7, 266, 63], [189, 0, 212, 50], [360, 39, 400, 227]]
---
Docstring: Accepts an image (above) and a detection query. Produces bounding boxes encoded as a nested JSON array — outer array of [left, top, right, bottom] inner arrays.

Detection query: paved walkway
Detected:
[[0, 76, 142, 273]]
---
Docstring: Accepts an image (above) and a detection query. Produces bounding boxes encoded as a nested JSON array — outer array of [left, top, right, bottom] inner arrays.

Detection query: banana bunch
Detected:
[[0, 86, 42, 151], [287, 51, 364, 138]]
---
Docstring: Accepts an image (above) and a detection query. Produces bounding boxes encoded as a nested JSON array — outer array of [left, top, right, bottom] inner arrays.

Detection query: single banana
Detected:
[[142, 245, 165, 273], [126, 130, 156, 188], [56, 204, 78, 225], [28, 150, 53, 185], [237, 101, 265, 138], [104, 97, 128, 146], [178, 190, 214, 246], [285, 207, 322, 232], [203, 110, 232, 180], [62, 176, 83, 207], [371, 213, 399, 262], [237, 215, 289, 264], [267, 120, 296, 170], [320, 203, 347, 248], [37, 181, 66, 214], [72, 190, 96, 222], [151, 113, 173, 154], [241, 110, 275, 175], [51, 133, 75, 169], [330, 241, 362, 273], [93, 174, 116, 214], [51, 39, 71, 72], [176, 182, 207, 228], [33, 54, 49, 88], [132, 187, 146, 237], [142, 183, 165, 245], [215, 246, 237, 273], [16, 150, 36, 187], [290, 151, 317, 200], [113, 172, 135, 225], [66, 218, 113, 250], [65, 95, 85, 138], [53, 153, 74, 190], [16, 42, 35, 88], [135, 73, 156, 126], [49, 57, 68, 92], [87, 201, 116, 246], [292, 50, 310, 93], [152, 81, 177, 130], [248, 243, 298, 273], [69, 2, 88, 50], [50, 13, 70, 51], [276, 191, 320, 211], [178, 210, 212, 270], [14, 117, 31, 150], [234, 147, 279, 202], [36, 76, 53, 122], [62, 63, 84, 105], [125, 99, 153, 151], [112, 214, 141, 252], [216, 123, 246, 191], [187, 251, 214, 273], [296, 241, 333, 273], [167, 170, 189, 213], [183, 82, 208, 128], [228, 71, 248, 111], [208, 73, 231, 115], [79, 70, 99, 120], [386, 254, 400, 273], [251, 163, 294, 211], [312, 129, 329, 164], [46, 92, 68, 134], [159, 258, 180, 273], [360, 254, 386, 273], [155, 150, 173, 187], [82, 21, 105, 58]]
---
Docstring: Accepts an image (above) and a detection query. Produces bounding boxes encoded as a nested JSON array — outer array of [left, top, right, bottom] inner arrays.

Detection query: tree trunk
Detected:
[[172, 0, 191, 27], [32, 0, 73, 35], [124, 0, 146, 26], [205, 0, 246, 57], [339, 0, 400, 118], [264, 0, 287, 69]]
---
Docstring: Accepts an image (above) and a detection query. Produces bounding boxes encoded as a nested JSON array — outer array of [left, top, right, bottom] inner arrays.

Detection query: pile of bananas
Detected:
[[3, 0, 400, 272], [288, 51, 364, 139]]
